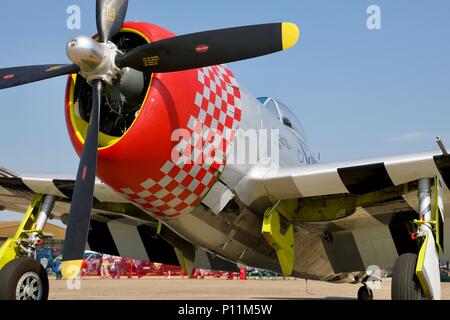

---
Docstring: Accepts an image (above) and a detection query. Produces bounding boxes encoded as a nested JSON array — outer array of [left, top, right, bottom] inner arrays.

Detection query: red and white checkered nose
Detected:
[[66, 23, 243, 219], [116, 66, 242, 218]]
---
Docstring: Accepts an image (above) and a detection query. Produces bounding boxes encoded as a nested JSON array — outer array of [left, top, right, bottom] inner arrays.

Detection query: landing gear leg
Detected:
[[0, 194, 56, 300], [391, 178, 442, 300], [357, 284, 373, 301]]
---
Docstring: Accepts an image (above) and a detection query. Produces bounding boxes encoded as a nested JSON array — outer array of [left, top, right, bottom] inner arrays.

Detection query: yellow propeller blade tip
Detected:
[[281, 22, 300, 50], [61, 260, 83, 280]]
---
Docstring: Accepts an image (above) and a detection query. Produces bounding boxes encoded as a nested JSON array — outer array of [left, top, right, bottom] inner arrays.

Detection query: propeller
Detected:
[[62, 80, 102, 263], [0, 64, 79, 90], [60, 0, 128, 276], [0, 0, 299, 278], [116, 22, 300, 72], [96, 0, 129, 43]]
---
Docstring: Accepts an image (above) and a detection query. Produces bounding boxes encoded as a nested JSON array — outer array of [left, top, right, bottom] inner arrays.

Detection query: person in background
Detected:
[[101, 255, 110, 278], [54, 261, 62, 280], [110, 257, 121, 279], [134, 259, 143, 278]]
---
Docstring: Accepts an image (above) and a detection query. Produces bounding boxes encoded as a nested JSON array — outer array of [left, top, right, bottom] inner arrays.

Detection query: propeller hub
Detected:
[[66, 35, 105, 71], [66, 35, 121, 85]]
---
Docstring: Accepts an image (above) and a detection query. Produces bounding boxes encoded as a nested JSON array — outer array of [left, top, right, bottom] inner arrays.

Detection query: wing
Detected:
[[0, 167, 238, 274], [238, 151, 449, 201], [233, 151, 450, 280], [0, 167, 129, 215]]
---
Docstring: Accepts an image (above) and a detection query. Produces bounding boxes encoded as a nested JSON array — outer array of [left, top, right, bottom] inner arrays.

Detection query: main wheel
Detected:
[[0, 257, 49, 300], [391, 253, 423, 300], [357, 285, 373, 300]]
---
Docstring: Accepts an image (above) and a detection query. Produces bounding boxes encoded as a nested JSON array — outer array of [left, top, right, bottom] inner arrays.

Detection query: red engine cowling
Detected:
[[65, 22, 242, 218]]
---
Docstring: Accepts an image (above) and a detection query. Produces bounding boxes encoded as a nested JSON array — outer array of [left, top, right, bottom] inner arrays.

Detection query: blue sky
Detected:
[[1, 1, 449, 220]]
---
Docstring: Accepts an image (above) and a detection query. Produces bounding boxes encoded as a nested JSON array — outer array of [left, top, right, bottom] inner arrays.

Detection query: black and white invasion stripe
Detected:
[[263, 151, 450, 199], [0, 167, 18, 178], [0, 172, 128, 204]]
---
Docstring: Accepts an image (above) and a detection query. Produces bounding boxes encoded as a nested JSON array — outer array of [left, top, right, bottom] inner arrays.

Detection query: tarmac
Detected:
[[47, 277, 450, 300]]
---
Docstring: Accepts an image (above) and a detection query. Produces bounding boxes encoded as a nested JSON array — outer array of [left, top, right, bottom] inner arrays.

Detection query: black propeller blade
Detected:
[[0, 64, 79, 90], [62, 80, 103, 263], [96, 0, 129, 43], [116, 22, 299, 72]]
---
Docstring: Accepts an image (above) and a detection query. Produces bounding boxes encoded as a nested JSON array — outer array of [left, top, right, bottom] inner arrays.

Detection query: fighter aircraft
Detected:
[[0, 0, 447, 300]]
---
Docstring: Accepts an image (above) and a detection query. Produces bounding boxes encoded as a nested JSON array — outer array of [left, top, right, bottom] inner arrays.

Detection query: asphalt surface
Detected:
[[47, 277, 450, 300]]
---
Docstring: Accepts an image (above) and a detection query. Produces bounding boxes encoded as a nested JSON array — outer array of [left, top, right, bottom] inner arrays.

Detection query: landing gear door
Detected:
[[435, 176, 444, 255]]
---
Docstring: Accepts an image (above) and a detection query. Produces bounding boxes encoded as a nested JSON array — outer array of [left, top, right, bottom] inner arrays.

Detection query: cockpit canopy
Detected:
[[257, 97, 307, 144]]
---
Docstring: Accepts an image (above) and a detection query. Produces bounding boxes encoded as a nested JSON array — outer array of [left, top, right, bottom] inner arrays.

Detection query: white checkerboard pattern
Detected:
[[120, 66, 242, 218], [192, 66, 242, 170]]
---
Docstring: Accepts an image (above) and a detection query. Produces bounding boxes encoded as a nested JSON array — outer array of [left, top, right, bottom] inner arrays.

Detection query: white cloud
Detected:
[[387, 131, 431, 144]]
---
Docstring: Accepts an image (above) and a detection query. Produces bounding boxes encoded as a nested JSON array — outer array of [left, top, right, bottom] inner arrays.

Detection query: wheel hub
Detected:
[[16, 271, 43, 300]]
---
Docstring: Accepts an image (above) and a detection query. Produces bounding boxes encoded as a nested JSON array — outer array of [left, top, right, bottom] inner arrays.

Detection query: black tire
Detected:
[[357, 285, 373, 300], [0, 257, 49, 300], [391, 253, 423, 300]]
